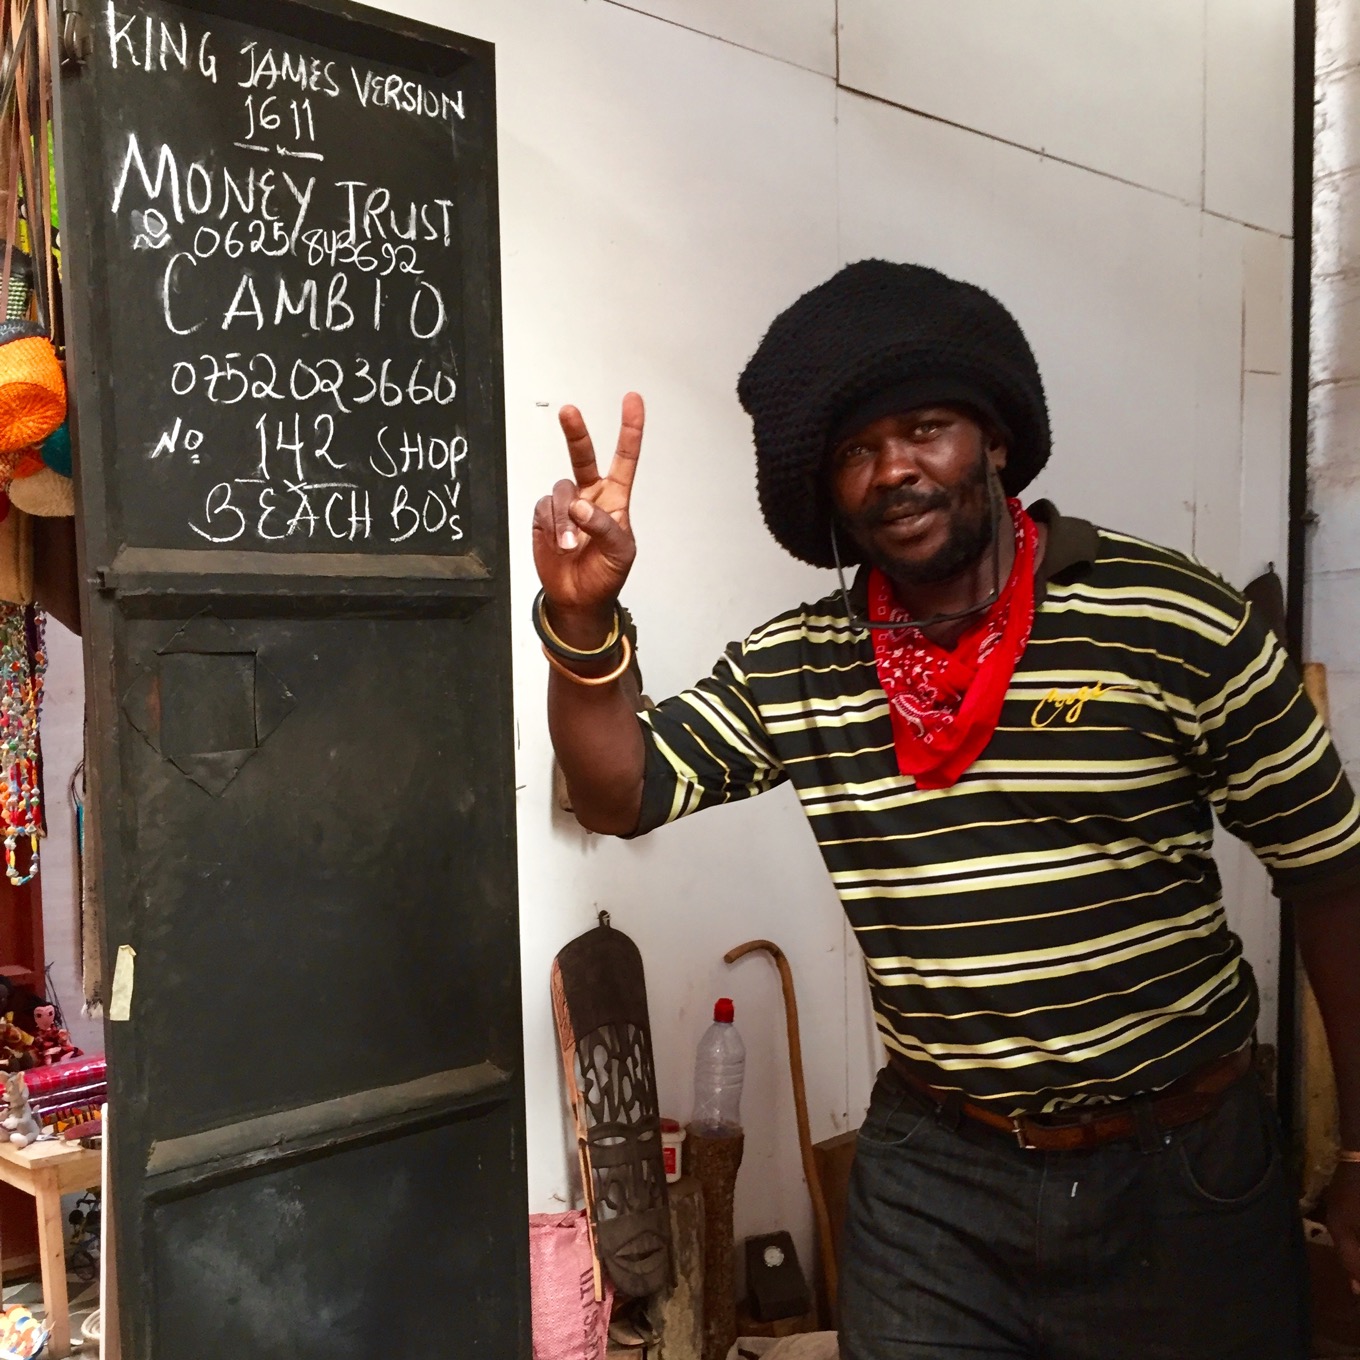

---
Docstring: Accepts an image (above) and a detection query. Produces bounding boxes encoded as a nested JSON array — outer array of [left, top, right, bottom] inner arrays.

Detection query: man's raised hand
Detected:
[[532, 393, 643, 644]]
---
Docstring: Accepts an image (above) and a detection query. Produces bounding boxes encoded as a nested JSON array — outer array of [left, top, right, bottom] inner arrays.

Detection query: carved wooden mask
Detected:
[[551, 916, 671, 1299]]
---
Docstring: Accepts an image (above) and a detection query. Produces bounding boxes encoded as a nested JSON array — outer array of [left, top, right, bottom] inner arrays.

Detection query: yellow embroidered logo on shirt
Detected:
[[1030, 683, 1134, 728]]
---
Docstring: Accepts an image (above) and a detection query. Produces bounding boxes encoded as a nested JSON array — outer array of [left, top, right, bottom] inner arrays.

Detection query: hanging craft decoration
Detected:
[[37, 417, 67, 474], [0, 319, 62, 453], [0, 0, 72, 890], [0, 601, 42, 883], [0, 242, 26, 320], [0, 0, 72, 519], [8, 462, 71, 515]]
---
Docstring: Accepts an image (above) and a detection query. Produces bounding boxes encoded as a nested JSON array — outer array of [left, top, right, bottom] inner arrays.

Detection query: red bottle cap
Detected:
[[714, 998, 734, 1023]]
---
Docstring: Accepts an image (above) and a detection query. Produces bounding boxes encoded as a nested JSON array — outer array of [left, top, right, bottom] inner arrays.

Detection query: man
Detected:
[[532, 261, 1360, 1358]]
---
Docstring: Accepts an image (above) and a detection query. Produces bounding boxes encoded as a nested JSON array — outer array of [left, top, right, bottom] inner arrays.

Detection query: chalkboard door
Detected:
[[51, 0, 529, 1354]]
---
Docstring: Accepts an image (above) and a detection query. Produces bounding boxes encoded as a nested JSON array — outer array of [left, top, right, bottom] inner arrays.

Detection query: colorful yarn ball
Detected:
[[39, 421, 70, 477]]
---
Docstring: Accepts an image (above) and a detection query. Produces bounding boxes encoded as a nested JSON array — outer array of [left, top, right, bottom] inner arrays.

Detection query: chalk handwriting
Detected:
[[102, 1, 474, 551], [107, 3, 218, 80], [350, 67, 464, 123], [238, 41, 342, 96]]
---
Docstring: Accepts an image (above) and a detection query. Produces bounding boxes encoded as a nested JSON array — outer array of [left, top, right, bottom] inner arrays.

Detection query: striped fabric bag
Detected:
[[22, 1054, 105, 1130]]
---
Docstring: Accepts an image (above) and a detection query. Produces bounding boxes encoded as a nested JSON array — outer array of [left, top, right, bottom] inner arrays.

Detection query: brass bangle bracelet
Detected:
[[1339, 1149, 1360, 1165], [542, 634, 633, 687], [533, 588, 623, 662]]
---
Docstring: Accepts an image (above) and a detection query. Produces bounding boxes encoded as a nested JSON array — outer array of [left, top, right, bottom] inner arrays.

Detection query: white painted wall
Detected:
[[483, 0, 1293, 1279], [34, 0, 1297, 1293]]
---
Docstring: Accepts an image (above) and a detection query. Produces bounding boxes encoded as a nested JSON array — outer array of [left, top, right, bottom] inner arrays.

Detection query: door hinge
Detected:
[[59, 0, 91, 69]]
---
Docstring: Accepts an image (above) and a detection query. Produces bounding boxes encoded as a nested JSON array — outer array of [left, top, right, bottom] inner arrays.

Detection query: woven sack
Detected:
[[8, 465, 71, 516], [0, 505, 33, 605], [529, 1210, 613, 1360], [0, 321, 64, 455]]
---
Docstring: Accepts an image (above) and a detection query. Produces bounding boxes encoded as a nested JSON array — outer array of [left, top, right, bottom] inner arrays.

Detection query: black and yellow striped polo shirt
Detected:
[[635, 501, 1360, 1113]]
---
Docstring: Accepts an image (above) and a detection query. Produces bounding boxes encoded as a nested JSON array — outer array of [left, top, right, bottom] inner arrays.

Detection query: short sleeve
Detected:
[[1192, 601, 1360, 903], [633, 639, 787, 836]]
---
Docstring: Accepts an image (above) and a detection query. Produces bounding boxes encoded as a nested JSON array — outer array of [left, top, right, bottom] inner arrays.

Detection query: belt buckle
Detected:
[[1011, 1116, 1035, 1150]]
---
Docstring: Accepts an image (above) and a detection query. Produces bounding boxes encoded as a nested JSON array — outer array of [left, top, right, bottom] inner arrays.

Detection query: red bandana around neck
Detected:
[[867, 499, 1038, 790]]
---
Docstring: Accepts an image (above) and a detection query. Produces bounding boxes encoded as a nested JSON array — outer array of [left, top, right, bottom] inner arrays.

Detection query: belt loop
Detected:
[[937, 1089, 964, 1133], [1132, 1095, 1163, 1155]]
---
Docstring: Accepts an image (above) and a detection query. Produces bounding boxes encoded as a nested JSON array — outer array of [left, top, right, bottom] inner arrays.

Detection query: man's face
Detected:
[[829, 405, 1007, 586]]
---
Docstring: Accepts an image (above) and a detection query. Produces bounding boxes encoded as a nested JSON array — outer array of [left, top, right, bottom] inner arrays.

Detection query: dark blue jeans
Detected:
[[840, 1064, 1307, 1359]]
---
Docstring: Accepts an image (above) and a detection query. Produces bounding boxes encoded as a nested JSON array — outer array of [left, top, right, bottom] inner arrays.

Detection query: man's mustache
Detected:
[[855, 486, 952, 528]]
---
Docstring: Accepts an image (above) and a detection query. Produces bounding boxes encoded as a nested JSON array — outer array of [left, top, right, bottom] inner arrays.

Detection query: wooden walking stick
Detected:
[[725, 938, 838, 1322]]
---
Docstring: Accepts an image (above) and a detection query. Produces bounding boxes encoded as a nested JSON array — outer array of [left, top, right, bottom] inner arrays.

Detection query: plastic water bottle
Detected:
[[692, 997, 746, 1134]]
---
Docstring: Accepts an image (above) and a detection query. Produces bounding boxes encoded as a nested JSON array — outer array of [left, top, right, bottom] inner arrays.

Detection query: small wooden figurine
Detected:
[[30, 1004, 80, 1067]]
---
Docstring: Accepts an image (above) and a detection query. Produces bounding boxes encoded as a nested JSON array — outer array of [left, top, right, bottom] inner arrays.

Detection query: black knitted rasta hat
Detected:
[[737, 260, 1051, 568]]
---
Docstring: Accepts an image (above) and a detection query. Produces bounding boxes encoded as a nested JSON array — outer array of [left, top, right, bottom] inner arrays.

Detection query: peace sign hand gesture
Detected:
[[532, 393, 644, 644]]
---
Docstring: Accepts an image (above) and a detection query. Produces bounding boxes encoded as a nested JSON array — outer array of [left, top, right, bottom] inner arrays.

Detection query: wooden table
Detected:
[[0, 1138, 102, 1358]]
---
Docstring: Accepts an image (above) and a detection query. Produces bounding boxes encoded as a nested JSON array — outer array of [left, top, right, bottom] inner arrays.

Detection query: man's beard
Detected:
[[841, 455, 996, 587]]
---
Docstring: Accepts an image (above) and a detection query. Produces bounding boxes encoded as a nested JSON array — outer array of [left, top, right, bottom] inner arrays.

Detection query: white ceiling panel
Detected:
[[604, 0, 837, 75], [838, 0, 1205, 203], [1204, 0, 1294, 235], [836, 89, 1202, 552]]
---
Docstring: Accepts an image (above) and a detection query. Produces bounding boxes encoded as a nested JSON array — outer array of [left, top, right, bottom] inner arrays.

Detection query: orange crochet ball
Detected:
[[0, 325, 65, 456], [8, 449, 42, 480]]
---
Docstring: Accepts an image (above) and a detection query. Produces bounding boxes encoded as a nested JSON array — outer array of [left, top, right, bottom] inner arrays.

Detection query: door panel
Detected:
[[148, 1104, 524, 1359], [120, 613, 519, 1133], [51, 0, 528, 1351]]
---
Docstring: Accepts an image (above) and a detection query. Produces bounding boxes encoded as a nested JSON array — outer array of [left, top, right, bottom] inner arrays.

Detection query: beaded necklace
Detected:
[[0, 605, 43, 885]]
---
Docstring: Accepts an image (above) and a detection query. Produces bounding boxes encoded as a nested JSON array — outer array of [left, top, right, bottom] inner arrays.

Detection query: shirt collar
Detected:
[[1029, 498, 1100, 597]]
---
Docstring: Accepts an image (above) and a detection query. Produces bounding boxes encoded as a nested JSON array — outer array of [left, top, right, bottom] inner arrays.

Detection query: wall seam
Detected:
[[1200, 0, 1210, 210], [835, 0, 841, 84], [839, 84, 1206, 211], [1201, 207, 1294, 236], [600, 0, 836, 80]]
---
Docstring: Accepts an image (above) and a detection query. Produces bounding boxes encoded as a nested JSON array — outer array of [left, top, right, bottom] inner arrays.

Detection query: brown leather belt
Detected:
[[886, 1043, 1254, 1152]]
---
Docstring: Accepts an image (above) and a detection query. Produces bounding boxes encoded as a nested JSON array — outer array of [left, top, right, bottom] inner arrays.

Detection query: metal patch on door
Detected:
[[122, 616, 295, 795]]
